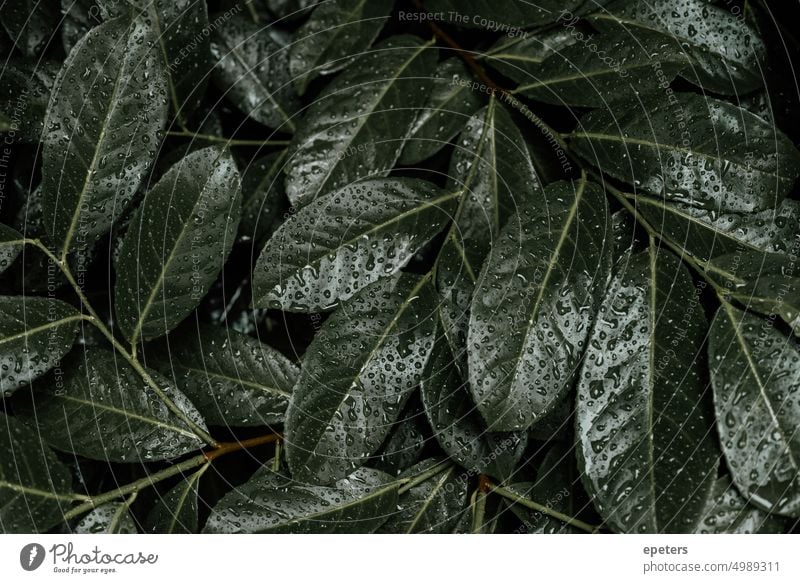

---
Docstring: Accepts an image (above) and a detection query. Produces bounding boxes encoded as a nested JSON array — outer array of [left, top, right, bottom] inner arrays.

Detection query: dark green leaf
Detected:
[[285, 274, 438, 484], [468, 178, 612, 431], [591, 0, 766, 94], [0, 0, 58, 55], [61, 0, 100, 54], [148, 324, 298, 426], [421, 333, 527, 480], [633, 194, 800, 263], [695, 476, 787, 534], [370, 400, 427, 476], [481, 28, 576, 84], [41, 15, 169, 259], [378, 459, 468, 533], [0, 413, 75, 533], [204, 467, 398, 533], [570, 93, 800, 212], [266, 0, 318, 19], [509, 27, 687, 107], [576, 245, 719, 533], [399, 58, 484, 165], [75, 503, 138, 534], [0, 60, 59, 142], [285, 35, 437, 207], [25, 348, 207, 462], [239, 150, 288, 245], [252, 178, 458, 312], [145, 465, 208, 533], [0, 224, 24, 274], [0, 296, 81, 397], [211, 13, 298, 130], [115, 146, 242, 345], [424, 0, 586, 30], [290, 0, 393, 95], [708, 251, 800, 336], [709, 304, 800, 517]]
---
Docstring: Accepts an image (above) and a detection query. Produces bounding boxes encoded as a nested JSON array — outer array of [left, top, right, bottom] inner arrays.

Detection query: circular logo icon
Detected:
[[19, 543, 46, 571]]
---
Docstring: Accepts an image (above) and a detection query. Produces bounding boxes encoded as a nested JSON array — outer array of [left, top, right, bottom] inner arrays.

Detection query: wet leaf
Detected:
[[23, 348, 207, 463], [239, 150, 288, 245], [468, 178, 612, 431], [0, 224, 24, 274], [115, 147, 242, 345], [0, 0, 59, 55], [41, 15, 169, 258], [285, 274, 438, 484], [204, 466, 398, 533], [709, 304, 800, 517], [252, 178, 458, 312], [0, 59, 59, 143], [290, 0, 393, 95], [0, 296, 81, 397], [0, 413, 75, 533], [695, 476, 787, 534], [571, 93, 800, 212], [285, 35, 437, 207], [147, 324, 298, 426], [576, 245, 719, 533], [424, 0, 588, 30], [75, 503, 138, 534], [145, 465, 208, 533]]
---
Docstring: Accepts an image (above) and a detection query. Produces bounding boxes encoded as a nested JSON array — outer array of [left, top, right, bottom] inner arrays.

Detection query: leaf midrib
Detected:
[[0, 314, 82, 347]]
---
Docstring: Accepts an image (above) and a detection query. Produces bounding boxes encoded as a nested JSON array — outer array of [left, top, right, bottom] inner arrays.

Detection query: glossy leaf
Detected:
[[421, 333, 527, 480], [25, 348, 207, 462], [285, 274, 438, 484], [115, 147, 242, 345], [424, 0, 587, 30], [41, 15, 169, 258], [371, 400, 427, 476], [0, 296, 81, 397], [695, 476, 786, 534], [576, 246, 719, 533], [709, 304, 800, 517], [378, 459, 468, 534], [148, 324, 298, 426], [0, 224, 24, 274], [400, 59, 484, 165], [468, 178, 612, 431], [252, 178, 458, 312], [571, 93, 800, 212], [284, 35, 436, 207], [0, 60, 59, 143], [0, 413, 74, 533], [211, 13, 298, 130], [290, 0, 393, 95], [61, 0, 100, 54], [239, 150, 288, 245], [75, 503, 138, 534], [145, 465, 209, 534], [204, 467, 398, 533], [591, 0, 766, 94], [481, 28, 577, 84], [0, 0, 58, 55]]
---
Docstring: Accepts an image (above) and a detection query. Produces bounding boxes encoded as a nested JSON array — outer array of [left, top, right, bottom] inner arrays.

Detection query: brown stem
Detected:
[[204, 433, 282, 461]]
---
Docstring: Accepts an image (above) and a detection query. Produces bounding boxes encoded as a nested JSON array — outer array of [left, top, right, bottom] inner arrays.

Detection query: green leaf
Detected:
[[24, 348, 207, 462], [145, 465, 209, 533], [707, 251, 800, 336], [75, 503, 138, 534], [570, 93, 800, 212], [253, 178, 458, 312], [481, 28, 577, 84], [468, 178, 612, 431], [695, 476, 787, 534], [61, 0, 100, 54], [204, 467, 399, 533], [591, 0, 766, 94], [0, 224, 24, 274], [147, 324, 298, 427], [41, 15, 169, 259], [290, 0, 393, 95], [0, 296, 81, 397], [211, 13, 298, 130], [424, 0, 587, 30], [421, 333, 527, 480], [633, 195, 800, 263], [576, 245, 719, 533], [239, 150, 288, 246], [0, 412, 75, 533], [285, 274, 438, 484], [285, 35, 437, 207], [370, 400, 427, 476], [266, 0, 318, 19], [399, 58, 485, 165], [378, 459, 468, 533], [115, 146, 242, 345], [709, 304, 800, 517], [436, 99, 542, 349], [0, 0, 59, 55], [509, 27, 688, 107], [0, 60, 59, 143]]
